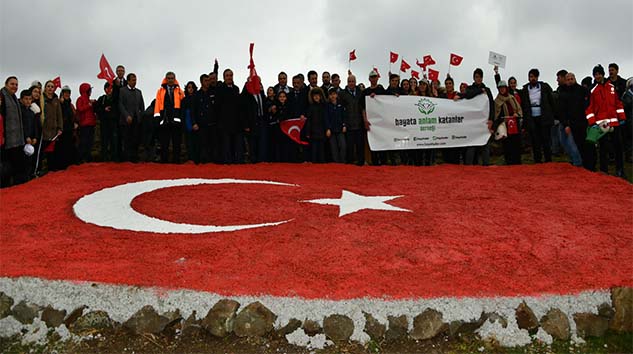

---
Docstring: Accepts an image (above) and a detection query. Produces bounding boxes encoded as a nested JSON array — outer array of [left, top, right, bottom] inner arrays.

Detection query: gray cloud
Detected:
[[1, 0, 631, 102]]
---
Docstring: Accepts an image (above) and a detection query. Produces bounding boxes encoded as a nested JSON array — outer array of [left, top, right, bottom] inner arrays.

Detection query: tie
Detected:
[[256, 94, 263, 116]]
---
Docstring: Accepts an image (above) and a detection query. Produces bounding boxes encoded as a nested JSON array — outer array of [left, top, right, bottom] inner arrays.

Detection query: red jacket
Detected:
[[585, 81, 626, 127], [76, 83, 97, 127]]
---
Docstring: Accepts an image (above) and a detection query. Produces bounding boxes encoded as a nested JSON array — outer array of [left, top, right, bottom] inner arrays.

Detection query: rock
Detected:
[[70, 311, 113, 334], [0, 292, 14, 319], [448, 313, 486, 338], [11, 301, 40, 325], [515, 302, 539, 334], [41, 306, 67, 328], [63, 306, 87, 327], [233, 302, 277, 338], [201, 299, 240, 337], [123, 305, 170, 334], [597, 303, 615, 319], [540, 309, 570, 341], [484, 312, 508, 328], [385, 315, 408, 341], [363, 313, 386, 341], [573, 313, 609, 338], [610, 287, 633, 332], [163, 309, 183, 329], [303, 319, 322, 336], [181, 311, 203, 338], [323, 314, 354, 342], [411, 309, 446, 340], [276, 318, 302, 336]]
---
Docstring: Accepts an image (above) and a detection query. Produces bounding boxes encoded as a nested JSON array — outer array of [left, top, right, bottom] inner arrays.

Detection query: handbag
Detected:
[[495, 122, 507, 141]]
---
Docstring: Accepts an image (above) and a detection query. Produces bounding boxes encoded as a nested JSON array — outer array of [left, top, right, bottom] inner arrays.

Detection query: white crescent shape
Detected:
[[288, 126, 301, 135], [73, 178, 297, 234]]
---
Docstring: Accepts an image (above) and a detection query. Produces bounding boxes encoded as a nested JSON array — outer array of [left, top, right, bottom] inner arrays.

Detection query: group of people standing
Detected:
[[1, 61, 631, 187]]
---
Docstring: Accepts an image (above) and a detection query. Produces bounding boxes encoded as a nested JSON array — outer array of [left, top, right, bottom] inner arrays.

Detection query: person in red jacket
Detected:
[[585, 65, 627, 177], [76, 83, 97, 163]]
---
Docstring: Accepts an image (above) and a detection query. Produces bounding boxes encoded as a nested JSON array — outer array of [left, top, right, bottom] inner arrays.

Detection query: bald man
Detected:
[[337, 74, 365, 165]]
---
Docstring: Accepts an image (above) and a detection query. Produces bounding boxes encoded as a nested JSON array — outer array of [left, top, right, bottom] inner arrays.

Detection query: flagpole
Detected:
[[448, 54, 451, 76]]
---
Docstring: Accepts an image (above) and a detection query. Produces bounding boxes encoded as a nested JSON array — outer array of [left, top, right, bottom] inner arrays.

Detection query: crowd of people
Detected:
[[1, 61, 631, 187]]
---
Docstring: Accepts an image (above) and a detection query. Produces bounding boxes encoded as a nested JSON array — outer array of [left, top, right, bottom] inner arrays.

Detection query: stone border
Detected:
[[0, 277, 630, 349]]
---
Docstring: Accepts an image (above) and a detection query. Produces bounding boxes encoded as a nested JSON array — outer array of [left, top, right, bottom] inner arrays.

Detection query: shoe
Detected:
[[615, 170, 627, 179]]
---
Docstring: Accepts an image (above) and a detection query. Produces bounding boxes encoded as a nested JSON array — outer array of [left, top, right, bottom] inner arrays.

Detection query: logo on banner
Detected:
[[415, 98, 436, 115]]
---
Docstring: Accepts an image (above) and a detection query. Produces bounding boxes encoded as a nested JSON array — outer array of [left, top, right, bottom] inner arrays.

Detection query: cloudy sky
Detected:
[[1, 0, 631, 100]]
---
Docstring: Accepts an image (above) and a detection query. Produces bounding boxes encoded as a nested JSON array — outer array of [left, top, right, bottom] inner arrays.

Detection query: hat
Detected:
[[23, 144, 35, 156], [61, 85, 71, 92], [592, 64, 605, 76], [369, 70, 379, 77], [328, 87, 338, 95], [497, 80, 508, 88], [30, 80, 42, 88]]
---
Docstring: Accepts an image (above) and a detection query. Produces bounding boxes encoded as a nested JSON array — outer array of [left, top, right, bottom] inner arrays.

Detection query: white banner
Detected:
[[488, 51, 507, 68], [366, 95, 491, 151]]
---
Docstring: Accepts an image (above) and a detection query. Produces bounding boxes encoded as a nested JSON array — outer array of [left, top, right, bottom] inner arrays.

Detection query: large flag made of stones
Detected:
[[0, 163, 631, 299]]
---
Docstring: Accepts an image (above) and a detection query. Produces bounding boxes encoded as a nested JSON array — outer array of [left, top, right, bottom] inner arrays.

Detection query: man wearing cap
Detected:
[[1, 76, 27, 186], [362, 69, 385, 165], [585, 64, 626, 177]]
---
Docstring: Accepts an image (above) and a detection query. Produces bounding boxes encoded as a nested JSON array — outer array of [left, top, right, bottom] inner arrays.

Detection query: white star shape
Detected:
[[303, 190, 411, 217]]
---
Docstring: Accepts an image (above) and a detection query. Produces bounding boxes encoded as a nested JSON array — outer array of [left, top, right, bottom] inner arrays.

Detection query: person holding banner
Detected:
[[455, 68, 494, 166], [494, 80, 523, 165]]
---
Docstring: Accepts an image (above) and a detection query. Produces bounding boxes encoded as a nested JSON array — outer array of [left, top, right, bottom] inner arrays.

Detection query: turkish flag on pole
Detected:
[[423, 55, 436, 67], [280, 118, 309, 145], [246, 43, 261, 95], [349, 50, 357, 61], [411, 70, 420, 80], [400, 59, 411, 73], [450, 53, 464, 66], [428, 69, 440, 82], [390, 51, 399, 64], [97, 54, 115, 82], [51, 76, 62, 91]]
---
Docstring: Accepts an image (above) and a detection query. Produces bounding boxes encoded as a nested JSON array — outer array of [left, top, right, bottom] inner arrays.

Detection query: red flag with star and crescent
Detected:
[[97, 54, 115, 83], [411, 70, 420, 80], [51, 76, 62, 91], [389, 51, 399, 64], [280, 118, 309, 145], [428, 68, 440, 82], [400, 59, 411, 73], [0, 163, 631, 301], [450, 53, 464, 66], [349, 50, 357, 61]]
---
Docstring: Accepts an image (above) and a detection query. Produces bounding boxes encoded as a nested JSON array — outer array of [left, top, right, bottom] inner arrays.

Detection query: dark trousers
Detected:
[[586, 126, 624, 174], [529, 118, 552, 163], [329, 132, 346, 163], [123, 120, 142, 162], [0, 147, 29, 187], [268, 124, 283, 162], [159, 123, 182, 163], [503, 134, 522, 165], [79, 126, 95, 163], [571, 124, 593, 171], [310, 139, 325, 163], [346, 129, 365, 165], [221, 132, 244, 164], [442, 148, 461, 164], [99, 119, 119, 162], [196, 124, 220, 164]]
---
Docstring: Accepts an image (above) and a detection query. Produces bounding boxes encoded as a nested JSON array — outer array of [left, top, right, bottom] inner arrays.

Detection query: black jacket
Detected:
[[240, 87, 266, 134], [273, 101, 291, 123], [609, 76, 627, 100], [216, 84, 244, 134], [520, 82, 556, 126], [306, 103, 326, 140], [325, 102, 346, 133], [287, 88, 309, 118], [95, 94, 118, 124], [193, 87, 217, 126], [558, 84, 589, 129], [20, 104, 37, 140], [338, 86, 363, 130]]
